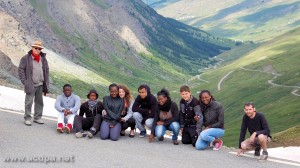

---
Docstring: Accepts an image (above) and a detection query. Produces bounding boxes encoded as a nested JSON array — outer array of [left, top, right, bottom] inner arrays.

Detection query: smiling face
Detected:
[[119, 88, 126, 98], [139, 88, 147, 99], [110, 86, 119, 98], [32, 47, 42, 55], [200, 92, 212, 105], [63, 86, 72, 97], [180, 91, 191, 101], [244, 105, 256, 118], [157, 95, 168, 106]]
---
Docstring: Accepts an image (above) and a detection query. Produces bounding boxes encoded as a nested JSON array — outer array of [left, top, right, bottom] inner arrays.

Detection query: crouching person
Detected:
[[237, 102, 271, 160], [55, 84, 81, 134], [74, 89, 104, 138], [195, 90, 225, 150], [149, 89, 180, 145]]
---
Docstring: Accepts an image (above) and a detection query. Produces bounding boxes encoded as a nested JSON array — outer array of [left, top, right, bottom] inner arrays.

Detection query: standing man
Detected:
[[132, 84, 157, 138], [237, 102, 271, 160], [18, 40, 49, 126]]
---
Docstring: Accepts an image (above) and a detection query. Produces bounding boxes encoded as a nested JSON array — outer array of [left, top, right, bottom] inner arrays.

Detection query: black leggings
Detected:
[[121, 118, 135, 131], [181, 126, 198, 147]]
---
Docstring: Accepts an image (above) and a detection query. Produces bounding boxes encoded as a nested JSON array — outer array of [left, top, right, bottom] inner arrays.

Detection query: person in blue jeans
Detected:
[[149, 89, 180, 145], [100, 84, 124, 141], [195, 90, 225, 150]]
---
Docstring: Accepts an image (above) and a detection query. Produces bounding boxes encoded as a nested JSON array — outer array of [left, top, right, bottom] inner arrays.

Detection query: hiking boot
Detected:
[[254, 146, 261, 156], [139, 130, 146, 138], [24, 120, 32, 126], [120, 130, 125, 136], [57, 123, 64, 133], [213, 140, 223, 151], [33, 119, 44, 124], [173, 140, 179, 145], [64, 124, 72, 134], [259, 151, 268, 160]]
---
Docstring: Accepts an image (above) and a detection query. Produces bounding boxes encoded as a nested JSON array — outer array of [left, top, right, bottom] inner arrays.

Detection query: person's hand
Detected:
[[63, 109, 69, 116], [148, 110, 151, 114], [110, 124, 114, 128], [249, 132, 257, 143], [194, 115, 199, 122], [102, 110, 107, 117], [180, 128, 183, 132], [67, 111, 72, 115], [149, 133, 154, 143], [120, 118, 125, 122], [236, 149, 244, 156], [157, 121, 164, 125]]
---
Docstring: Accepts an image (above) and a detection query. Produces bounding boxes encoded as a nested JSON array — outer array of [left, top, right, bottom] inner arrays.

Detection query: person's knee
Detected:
[[110, 136, 119, 141], [133, 112, 141, 120], [241, 142, 248, 150], [145, 119, 153, 129], [195, 142, 206, 150]]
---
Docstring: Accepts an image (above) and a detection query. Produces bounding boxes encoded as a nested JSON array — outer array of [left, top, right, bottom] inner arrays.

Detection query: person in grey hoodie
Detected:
[[55, 84, 81, 134], [100, 83, 124, 141], [18, 40, 49, 126]]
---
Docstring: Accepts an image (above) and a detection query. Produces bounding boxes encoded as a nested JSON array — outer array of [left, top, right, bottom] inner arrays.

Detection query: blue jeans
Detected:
[[155, 122, 180, 140], [195, 128, 225, 150]]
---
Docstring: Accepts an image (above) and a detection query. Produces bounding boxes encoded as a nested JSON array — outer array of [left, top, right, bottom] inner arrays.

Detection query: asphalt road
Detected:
[[0, 110, 298, 168]]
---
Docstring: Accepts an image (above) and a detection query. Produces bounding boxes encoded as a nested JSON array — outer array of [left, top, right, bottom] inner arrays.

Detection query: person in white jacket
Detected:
[[118, 84, 136, 137], [55, 84, 81, 134]]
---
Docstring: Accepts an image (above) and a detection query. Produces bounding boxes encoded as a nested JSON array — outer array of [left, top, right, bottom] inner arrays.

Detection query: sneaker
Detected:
[[213, 140, 223, 151], [259, 151, 268, 160], [87, 131, 94, 138], [120, 130, 125, 136], [139, 130, 146, 138], [254, 146, 261, 156], [33, 119, 44, 124], [57, 123, 64, 133], [24, 120, 32, 126], [64, 124, 72, 134], [75, 132, 83, 138]]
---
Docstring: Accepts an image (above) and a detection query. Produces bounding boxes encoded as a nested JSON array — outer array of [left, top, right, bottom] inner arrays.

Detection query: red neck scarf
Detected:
[[32, 52, 40, 62]]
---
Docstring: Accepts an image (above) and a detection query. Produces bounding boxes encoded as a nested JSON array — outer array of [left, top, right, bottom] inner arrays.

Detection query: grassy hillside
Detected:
[[25, 0, 237, 97], [148, 0, 300, 42], [189, 27, 300, 147]]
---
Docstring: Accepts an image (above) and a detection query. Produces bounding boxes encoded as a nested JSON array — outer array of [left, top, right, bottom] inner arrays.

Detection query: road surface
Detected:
[[0, 110, 298, 168]]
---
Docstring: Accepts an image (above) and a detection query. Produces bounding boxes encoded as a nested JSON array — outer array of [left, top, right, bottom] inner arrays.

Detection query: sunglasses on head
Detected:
[[35, 48, 42, 50]]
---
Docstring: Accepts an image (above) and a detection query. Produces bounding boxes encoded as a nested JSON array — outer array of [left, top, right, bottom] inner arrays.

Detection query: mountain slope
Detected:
[[0, 0, 236, 96], [189, 27, 300, 147], [147, 0, 300, 42]]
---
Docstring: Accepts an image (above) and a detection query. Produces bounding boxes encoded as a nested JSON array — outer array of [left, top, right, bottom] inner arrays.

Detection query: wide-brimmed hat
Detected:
[[87, 89, 99, 99], [31, 40, 44, 49]]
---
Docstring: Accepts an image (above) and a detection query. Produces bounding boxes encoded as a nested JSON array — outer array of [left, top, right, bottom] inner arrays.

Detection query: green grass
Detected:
[[190, 27, 300, 147]]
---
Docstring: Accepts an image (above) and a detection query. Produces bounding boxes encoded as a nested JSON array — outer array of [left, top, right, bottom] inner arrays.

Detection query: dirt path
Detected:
[[240, 67, 300, 97], [217, 71, 234, 91]]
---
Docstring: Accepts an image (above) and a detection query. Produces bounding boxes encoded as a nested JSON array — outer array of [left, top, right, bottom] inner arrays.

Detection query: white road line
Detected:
[[0, 108, 57, 121], [229, 152, 300, 167]]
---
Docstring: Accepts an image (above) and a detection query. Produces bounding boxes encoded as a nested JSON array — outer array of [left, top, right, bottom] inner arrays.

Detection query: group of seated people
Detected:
[[54, 83, 271, 159]]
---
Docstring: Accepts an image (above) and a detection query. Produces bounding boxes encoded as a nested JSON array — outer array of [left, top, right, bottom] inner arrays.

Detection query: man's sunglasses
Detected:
[[35, 48, 42, 50]]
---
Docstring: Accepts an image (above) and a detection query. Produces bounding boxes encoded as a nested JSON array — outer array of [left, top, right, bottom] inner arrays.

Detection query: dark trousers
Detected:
[[74, 114, 102, 134], [121, 118, 136, 131], [181, 126, 198, 147]]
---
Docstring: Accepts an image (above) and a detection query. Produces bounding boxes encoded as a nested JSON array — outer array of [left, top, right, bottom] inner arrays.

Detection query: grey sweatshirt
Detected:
[[54, 93, 81, 114]]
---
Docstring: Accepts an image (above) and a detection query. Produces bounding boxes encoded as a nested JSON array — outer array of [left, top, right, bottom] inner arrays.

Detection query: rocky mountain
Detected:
[[0, 0, 237, 96]]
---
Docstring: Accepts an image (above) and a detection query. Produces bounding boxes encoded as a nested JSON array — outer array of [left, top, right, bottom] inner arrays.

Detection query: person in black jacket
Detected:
[[149, 89, 180, 145], [100, 84, 124, 141], [195, 90, 224, 151], [74, 89, 104, 138], [132, 85, 157, 138], [237, 102, 271, 160], [179, 85, 203, 147]]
